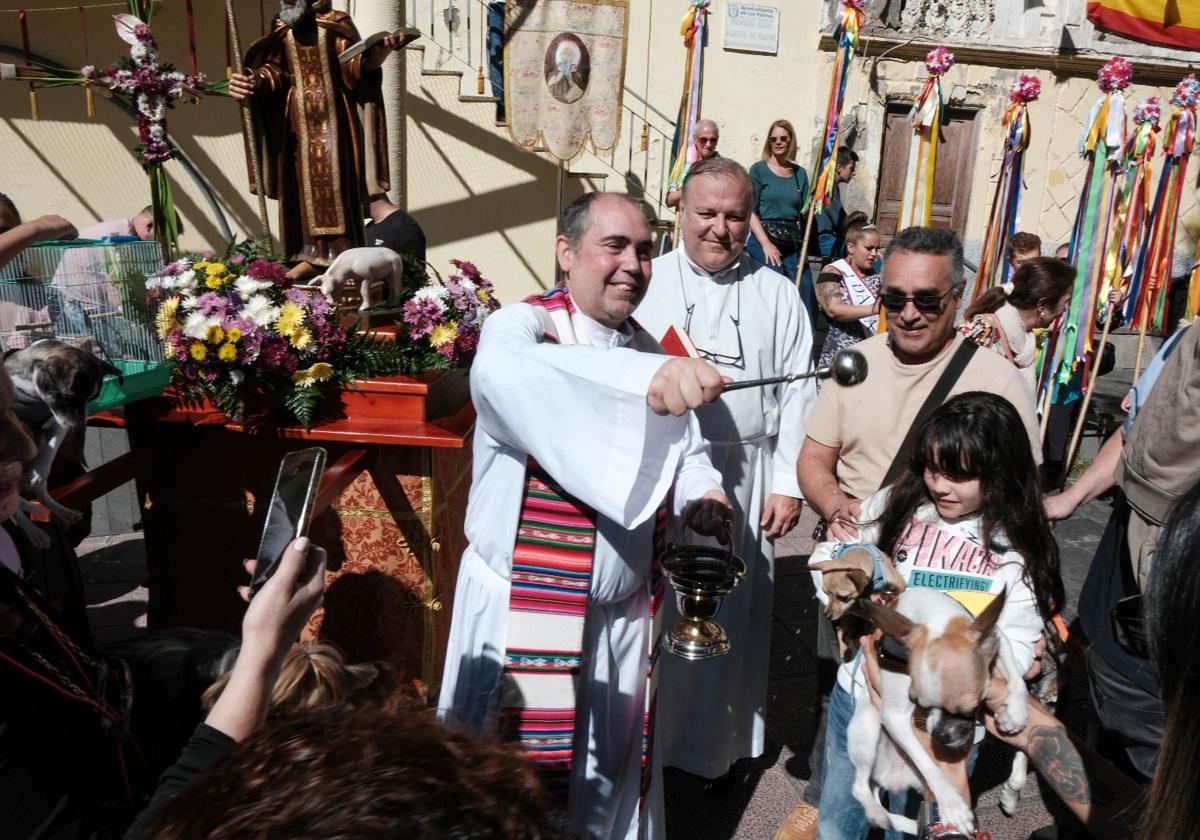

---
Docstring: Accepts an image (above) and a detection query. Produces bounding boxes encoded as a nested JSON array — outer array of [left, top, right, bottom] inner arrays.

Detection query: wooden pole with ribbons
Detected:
[[666, 0, 710, 248], [1062, 303, 1114, 481], [225, 0, 272, 242], [796, 0, 865, 289]]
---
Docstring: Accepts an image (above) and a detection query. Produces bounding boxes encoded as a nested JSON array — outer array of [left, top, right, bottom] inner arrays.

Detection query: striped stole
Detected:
[[501, 288, 666, 813]]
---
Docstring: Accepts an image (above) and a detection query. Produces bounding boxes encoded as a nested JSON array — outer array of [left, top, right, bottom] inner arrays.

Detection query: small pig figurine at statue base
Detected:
[[313, 247, 406, 311]]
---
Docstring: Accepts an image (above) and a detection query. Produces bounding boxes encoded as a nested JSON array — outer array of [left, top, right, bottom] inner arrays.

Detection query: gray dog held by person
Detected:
[[3, 338, 120, 547]]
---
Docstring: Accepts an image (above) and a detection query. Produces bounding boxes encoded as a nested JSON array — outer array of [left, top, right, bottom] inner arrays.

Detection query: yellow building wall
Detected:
[[2, 0, 1196, 306]]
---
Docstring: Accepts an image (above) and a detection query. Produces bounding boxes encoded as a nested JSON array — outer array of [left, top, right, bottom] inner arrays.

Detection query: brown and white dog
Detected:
[[809, 544, 906, 621], [847, 588, 1029, 836], [3, 338, 120, 547]]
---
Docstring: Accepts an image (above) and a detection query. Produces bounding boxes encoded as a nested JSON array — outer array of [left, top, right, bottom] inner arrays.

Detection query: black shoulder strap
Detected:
[[880, 340, 979, 489]]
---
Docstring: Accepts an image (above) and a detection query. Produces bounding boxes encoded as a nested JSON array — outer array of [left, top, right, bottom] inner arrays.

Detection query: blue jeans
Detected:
[[745, 236, 815, 323], [816, 684, 979, 840]]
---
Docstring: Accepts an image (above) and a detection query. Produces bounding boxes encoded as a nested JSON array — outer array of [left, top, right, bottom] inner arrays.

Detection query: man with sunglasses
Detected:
[[636, 156, 816, 783], [665, 119, 721, 211], [776, 227, 1039, 840]]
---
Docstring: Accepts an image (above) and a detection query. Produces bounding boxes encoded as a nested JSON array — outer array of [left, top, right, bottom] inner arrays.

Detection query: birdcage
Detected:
[[0, 238, 172, 412]]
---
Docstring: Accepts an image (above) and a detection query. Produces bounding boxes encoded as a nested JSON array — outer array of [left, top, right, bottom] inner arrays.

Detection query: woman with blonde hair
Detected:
[[746, 119, 815, 320], [202, 641, 398, 718]]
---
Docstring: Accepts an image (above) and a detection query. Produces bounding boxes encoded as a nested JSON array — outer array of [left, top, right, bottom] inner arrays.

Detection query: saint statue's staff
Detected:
[[225, 0, 272, 242]]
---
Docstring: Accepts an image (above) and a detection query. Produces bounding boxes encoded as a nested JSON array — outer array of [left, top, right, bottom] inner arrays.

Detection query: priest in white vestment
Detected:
[[634, 157, 816, 779], [438, 193, 733, 840]]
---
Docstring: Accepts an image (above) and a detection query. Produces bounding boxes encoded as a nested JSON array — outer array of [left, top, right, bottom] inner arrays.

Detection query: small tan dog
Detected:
[[848, 588, 1029, 836], [808, 544, 906, 620]]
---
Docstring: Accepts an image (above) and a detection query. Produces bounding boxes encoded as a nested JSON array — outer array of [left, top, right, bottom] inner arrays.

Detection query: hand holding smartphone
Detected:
[[250, 447, 327, 593]]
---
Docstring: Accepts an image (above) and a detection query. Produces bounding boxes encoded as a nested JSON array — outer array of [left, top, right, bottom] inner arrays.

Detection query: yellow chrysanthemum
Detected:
[[289, 326, 313, 350], [189, 342, 207, 361], [217, 342, 238, 362], [205, 262, 227, 276], [430, 322, 459, 348], [155, 297, 180, 339], [205, 324, 225, 344], [204, 275, 225, 289], [477, 289, 492, 302], [276, 302, 304, 335], [225, 327, 243, 343], [292, 362, 333, 387], [192, 260, 209, 271]]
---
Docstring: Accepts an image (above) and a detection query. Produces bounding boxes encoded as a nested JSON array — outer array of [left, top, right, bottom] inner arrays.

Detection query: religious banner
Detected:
[[896, 47, 954, 230], [971, 74, 1041, 304], [504, 0, 630, 161]]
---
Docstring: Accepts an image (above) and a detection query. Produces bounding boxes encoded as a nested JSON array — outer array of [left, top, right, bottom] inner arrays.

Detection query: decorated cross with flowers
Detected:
[[9, 0, 226, 256]]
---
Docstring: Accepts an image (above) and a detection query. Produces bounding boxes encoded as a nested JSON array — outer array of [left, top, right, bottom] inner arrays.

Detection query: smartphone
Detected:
[[250, 447, 327, 593]]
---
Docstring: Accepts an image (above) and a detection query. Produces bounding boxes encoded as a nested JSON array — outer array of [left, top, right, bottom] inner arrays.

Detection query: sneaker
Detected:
[[772, 802, 818, 840]]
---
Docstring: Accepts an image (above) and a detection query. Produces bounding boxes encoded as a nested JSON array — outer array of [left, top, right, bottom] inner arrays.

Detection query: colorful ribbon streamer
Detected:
[[1126, 94, 1196, 334], [896, 49, 953, 229], [971, 75, 1040, 303], [1038, 63, 1130, 406], [666, 1, 710, 191], [808, 0, 864, 212]]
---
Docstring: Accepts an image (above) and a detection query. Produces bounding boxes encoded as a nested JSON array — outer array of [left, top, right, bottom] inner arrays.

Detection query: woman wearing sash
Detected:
[[814, 221, 881, 374], [959, 256, 1073, 394]]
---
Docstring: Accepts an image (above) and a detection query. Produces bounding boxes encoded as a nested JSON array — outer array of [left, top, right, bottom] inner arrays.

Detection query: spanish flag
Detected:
[[1087, 0, 1200, 50]]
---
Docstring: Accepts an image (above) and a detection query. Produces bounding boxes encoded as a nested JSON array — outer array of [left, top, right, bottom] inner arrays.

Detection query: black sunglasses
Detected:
[[879, 288, 956, 313]]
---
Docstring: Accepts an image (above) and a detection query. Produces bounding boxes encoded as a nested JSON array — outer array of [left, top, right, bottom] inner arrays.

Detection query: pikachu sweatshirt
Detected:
[[810, 489, 1044, 697]]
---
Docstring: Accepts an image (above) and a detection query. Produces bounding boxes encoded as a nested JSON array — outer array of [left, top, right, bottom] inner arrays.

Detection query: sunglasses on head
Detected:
[[879, 288, 955, 313]]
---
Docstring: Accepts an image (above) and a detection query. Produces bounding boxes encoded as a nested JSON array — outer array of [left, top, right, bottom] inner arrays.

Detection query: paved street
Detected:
[[76, 330, 1153, 840]]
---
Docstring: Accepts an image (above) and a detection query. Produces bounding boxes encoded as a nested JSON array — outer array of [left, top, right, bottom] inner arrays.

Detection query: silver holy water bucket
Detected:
[[659, 539, 746, 661]]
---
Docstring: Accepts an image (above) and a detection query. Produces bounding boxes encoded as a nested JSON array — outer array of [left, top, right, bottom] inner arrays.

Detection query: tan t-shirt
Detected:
[[805, 333, 1042, 500]]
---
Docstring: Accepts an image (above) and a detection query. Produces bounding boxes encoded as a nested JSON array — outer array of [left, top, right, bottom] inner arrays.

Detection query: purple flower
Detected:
[[196, 292, 229, 317], [231, 254, 246, 267]]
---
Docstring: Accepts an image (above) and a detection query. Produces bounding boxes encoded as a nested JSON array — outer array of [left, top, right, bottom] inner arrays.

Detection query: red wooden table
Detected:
[[71, 374, 474, 698]]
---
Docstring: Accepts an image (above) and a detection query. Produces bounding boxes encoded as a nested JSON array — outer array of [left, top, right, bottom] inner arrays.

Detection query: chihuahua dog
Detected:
[[4, 338, 121, 547], [809, 543, 906, 620], [847, 588, 1029, 836], [809, 543, 906, 661]]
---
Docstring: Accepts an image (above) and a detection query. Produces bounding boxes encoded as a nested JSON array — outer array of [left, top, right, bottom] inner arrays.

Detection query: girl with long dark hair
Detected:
[[809, 391, 1062, 839]]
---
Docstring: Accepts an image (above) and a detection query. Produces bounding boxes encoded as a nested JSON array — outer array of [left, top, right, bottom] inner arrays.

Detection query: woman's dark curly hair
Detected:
[[873, 391, 1064, 619], [149, 701, 555, 839]]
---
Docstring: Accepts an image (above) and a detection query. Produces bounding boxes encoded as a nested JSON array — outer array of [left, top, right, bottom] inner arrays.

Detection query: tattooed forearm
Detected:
[[1026, 724, 1091, 805]]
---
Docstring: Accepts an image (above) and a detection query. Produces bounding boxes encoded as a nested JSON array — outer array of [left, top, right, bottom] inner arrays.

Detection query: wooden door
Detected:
[[874, 103, 981, 245]]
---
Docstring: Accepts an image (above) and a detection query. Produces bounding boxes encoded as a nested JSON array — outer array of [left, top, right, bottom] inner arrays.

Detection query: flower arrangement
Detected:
[[1097, 57, 1133, 93], [401, 260, 500, 368], [924, 47, 955, 77], [80, 14, 215, 166], [1172, 74, 1200, 109], [1133, 97, 1162, 126], [1009, 74, 1042, 104], [149, 246, 411, 428]]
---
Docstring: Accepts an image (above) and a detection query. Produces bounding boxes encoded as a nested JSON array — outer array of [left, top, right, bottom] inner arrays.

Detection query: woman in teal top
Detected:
[[746, 118, 815, 322]]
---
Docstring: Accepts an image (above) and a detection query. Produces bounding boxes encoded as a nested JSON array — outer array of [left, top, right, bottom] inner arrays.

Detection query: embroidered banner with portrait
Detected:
[[504, 0, 629, 162]]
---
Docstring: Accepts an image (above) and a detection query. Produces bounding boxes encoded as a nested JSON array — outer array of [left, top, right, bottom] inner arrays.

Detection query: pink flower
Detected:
[[1009, 74, 1041, 104], [1172, 74, 1200, 109], [245, 258, 288, 285], [1133, 97, 1162, 126], [924, 47, 955, 78], [1098, 57, 1133, 93]]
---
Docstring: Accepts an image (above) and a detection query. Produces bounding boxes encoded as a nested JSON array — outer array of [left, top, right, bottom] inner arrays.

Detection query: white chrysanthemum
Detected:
[[457, 278, 478, 294], [242, 295, 280, 327], [234, 276, 274, 298], [182, 311, 219, 340], [413, 284, 448, 313], [175, 269, 197, 291]]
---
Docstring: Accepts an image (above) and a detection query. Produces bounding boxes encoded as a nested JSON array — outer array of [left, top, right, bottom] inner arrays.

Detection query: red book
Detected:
[[659, 325, 700, 358]]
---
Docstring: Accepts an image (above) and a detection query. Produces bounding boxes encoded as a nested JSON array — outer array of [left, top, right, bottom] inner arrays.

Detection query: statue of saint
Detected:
[[229, 0, 400, 268]]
